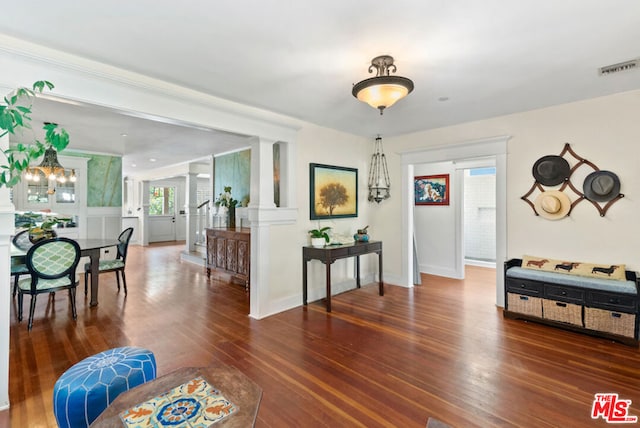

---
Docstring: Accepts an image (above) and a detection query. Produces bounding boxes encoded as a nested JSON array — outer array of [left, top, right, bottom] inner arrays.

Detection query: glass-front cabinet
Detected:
[[12, 155, 89, 239]]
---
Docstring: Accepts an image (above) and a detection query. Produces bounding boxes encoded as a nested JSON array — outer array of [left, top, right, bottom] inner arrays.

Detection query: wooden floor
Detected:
[[3, 243, 640, 427]]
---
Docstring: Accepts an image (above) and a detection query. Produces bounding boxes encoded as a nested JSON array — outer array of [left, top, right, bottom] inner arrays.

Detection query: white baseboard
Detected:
[[465, 259, 496, 268], [419, 264, 462, 279]]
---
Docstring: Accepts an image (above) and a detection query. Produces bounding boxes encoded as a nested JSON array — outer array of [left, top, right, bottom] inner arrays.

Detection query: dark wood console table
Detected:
[[302, 241, 383, 312]]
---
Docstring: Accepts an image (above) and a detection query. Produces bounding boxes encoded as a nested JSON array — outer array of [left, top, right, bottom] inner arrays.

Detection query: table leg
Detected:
[[325, 262, 332, 312], [302, 258, 308, 305], [378, 251, 384, 296], [356, 255, 361, 288], [85, 248, 100, 307]]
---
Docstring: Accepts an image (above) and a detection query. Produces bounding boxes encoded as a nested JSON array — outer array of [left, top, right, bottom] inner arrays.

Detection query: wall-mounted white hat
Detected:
[[534, 190, 571, 220]]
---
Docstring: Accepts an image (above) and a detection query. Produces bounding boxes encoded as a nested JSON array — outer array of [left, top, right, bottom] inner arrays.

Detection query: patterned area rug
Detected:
[[120, 376, 237, 427]]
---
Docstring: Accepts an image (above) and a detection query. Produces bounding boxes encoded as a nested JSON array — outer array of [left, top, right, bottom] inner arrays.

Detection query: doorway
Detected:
[[461, 165, 496, 268], [148, 185, 177, 242], [400, 136, 509, 307]]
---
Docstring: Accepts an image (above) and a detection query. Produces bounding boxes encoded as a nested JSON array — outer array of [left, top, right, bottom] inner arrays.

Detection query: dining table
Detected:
[[11, 238, 120, 307]]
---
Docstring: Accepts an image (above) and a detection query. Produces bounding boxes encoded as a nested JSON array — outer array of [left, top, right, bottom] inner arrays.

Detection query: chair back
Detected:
[[116, 227, 134, 262], [25, 238, 81, 292], [12, 229, 33, 251]]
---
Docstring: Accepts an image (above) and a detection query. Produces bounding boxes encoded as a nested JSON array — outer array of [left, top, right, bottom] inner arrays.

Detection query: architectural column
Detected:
[[208, 155, 215, 228], [248, 136, 275, 318], [0, 133, 12, 409], [140, 180, 150, 246], [248, 136, 276, 210], [184, 172, 198, 253]]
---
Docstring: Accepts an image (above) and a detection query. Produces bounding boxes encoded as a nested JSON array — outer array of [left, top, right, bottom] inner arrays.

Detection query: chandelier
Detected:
[[368, 136, 391, 203], [24, 145, 76, 185], [352, 55, 414, 115]]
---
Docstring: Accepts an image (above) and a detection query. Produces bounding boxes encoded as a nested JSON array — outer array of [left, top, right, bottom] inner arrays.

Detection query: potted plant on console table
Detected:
[[308, 226, 331, 248]]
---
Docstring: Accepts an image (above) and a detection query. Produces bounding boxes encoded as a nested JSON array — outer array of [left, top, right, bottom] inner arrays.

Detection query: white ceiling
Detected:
[[2, 1, 640, 176]]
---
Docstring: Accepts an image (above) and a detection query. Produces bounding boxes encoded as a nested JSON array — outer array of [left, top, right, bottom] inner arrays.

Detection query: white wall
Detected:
[[414, 161, 458, 278], [263, 124, 372, 314], [377, 90, 640, 284]]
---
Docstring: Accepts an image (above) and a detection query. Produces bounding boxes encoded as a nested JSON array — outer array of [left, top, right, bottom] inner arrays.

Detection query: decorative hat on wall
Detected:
[[583, 170, 621, 202], [534, 190, 571, 220], [532, 155, 571, 186]]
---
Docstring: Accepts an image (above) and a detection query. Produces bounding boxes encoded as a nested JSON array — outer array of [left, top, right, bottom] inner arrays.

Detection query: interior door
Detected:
[[148, 186, 176, 242]]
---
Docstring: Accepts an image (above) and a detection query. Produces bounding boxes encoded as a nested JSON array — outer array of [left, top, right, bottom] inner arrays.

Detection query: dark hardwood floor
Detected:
[[3, 243, 640, 427]]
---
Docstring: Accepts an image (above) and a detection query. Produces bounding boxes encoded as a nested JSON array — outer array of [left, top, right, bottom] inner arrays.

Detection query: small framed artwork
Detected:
[[310, 163, 358, 219], [415, 174, 449, 206]]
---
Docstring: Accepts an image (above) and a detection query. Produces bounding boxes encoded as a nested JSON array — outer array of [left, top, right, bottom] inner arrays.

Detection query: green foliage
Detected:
[[18, 211, 71, 230], [308, 226, 331, 242], [149, 186, 175, 215], [215, 185, 238, 207], [0, 81, 70, 188]]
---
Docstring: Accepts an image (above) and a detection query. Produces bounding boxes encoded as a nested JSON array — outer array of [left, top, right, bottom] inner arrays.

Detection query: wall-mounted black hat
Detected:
[[583, 170, 620, 202], [532, 155, 570, 186]]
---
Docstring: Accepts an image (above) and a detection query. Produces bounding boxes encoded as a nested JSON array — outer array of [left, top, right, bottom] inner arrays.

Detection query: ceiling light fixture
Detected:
[[368, 135, 391, 203], [352, 55, 414, 115], [25, 145, 75, 183]]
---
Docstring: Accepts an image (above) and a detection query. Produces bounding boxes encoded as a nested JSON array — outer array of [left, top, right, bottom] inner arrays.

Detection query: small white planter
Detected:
[[310, 237, 326, 248]]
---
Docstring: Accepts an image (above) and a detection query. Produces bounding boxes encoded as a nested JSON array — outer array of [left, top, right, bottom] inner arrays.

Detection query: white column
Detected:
[[185, 172, 198, 252], [208, 155, 215, 227], [248, 136, 275, 319], [140, 180, 150, 246], [248, 136, 276, 209], [0, 133, 12, 409]]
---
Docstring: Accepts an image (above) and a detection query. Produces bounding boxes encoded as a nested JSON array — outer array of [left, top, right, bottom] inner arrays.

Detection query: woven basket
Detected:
[[585, 307, 636, 338], [542, 299, 582, 326], [508, 293, 542, 317]]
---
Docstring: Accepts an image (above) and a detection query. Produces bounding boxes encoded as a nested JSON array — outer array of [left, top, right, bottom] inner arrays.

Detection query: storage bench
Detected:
[[504, 258, 640, 346]]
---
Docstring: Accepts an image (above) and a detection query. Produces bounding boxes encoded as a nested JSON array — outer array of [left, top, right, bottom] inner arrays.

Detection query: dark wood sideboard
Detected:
[[206, 228, 250, 290]]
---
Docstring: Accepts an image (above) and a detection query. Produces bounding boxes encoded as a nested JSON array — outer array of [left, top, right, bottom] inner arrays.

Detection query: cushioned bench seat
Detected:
[[506, 266, 637, 295]]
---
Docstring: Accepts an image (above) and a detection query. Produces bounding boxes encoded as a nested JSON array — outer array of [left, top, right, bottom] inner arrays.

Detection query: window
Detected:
[[56, 181, 76, 203], [149, 186, 175, 216]]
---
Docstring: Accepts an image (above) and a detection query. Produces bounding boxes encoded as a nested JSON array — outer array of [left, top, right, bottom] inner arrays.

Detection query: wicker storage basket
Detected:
[[542, 299, 582, 326], [508, 293, 542, 317], [584, 307, 636, 338]]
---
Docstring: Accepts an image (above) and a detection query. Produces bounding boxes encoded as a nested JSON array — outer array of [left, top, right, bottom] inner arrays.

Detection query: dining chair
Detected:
[[11, 229, 32, 297], [84, 227, 134, 295], [17, 237, 81, 330]]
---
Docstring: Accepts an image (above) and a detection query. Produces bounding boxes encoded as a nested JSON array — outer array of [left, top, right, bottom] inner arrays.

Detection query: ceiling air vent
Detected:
[[598, 58, 639, 76]]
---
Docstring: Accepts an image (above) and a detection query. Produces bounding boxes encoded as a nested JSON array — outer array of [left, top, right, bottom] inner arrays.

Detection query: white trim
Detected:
[[465, 259, 497, 269], [0, 134, 11, 409]]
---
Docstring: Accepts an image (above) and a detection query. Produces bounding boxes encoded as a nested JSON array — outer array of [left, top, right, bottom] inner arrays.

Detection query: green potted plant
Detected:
[[215, 185, 239, 228], [0, 81, 70, 188], [308, 226, 331, 248]]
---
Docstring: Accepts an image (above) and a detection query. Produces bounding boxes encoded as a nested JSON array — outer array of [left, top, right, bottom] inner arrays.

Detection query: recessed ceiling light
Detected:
[[121, 133, 128, 137], [149, 158, 156, 162], [131, 163, 137, 167]]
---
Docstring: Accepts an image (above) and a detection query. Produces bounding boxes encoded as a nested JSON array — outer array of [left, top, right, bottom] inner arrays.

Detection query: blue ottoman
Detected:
[[53, 346, 157, 428]]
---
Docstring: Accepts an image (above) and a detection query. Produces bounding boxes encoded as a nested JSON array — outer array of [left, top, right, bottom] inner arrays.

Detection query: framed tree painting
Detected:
[[310, 163, 358, 219], [415, 174, 449, 206]]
